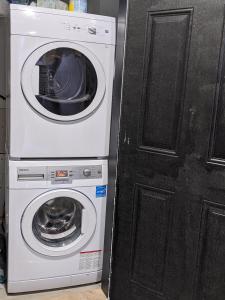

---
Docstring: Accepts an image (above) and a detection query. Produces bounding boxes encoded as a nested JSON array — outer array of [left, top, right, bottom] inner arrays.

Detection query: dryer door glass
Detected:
[[36, 48, 98, 116], [32, 197, 83, 247]]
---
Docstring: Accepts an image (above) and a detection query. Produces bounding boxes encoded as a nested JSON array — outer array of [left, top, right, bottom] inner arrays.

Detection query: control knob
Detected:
[[88, 27, 97, 35], [83, 169, 92, 177]]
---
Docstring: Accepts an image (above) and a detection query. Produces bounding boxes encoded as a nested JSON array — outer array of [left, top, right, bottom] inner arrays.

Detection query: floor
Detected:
[[0, 284, 107, 300]]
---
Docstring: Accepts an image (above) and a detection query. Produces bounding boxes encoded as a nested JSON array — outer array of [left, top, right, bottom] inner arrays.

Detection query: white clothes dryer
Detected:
[[5, 159, 108, 293], [3, 4, 115, 158]]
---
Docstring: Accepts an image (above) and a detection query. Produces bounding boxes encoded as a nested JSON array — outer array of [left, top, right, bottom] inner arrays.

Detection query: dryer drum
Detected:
[[36, 48, 98, 116]]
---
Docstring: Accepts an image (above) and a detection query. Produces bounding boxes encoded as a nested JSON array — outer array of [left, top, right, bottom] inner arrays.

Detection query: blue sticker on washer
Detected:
[[96, 186, 107, 198]]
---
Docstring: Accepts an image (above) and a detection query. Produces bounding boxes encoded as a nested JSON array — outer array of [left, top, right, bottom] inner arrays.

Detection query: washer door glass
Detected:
[[21, 189, 97, 257], [33, 197, 83, 247], [36, 48, 97, 116], [21, 42, 106, 122]]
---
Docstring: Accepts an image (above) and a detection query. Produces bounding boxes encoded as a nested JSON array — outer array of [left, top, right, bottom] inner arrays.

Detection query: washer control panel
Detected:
[[17, 165, 102, 184], [49, 165, 102, 184]]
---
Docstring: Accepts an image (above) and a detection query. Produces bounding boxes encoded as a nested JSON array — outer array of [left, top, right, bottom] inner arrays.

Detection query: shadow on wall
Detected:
[[88, 0, 119, 17], [0, 157, 4, 220], [0, 225, 6, 275], [0, 99, 5, 222]]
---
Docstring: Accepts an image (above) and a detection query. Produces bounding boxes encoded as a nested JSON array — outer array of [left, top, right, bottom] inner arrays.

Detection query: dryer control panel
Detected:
[[17, 165, 102, 184], [10, 6, 116, 45]]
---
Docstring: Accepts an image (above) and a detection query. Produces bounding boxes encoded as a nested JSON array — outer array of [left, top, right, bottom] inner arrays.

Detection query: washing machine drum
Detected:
[[21, 189, 97, 257], [21, 42, 106, 122], [33, 196, 82, 247]]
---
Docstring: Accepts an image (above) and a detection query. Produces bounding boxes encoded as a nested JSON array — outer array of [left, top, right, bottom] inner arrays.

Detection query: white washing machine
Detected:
[[5, 159, 108, 293], [3, 4, 115, 158]]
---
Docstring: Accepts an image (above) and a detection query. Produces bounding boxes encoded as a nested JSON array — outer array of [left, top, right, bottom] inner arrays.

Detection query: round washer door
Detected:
[[21, 189, 97, 257], [21, 41, 106, 122]]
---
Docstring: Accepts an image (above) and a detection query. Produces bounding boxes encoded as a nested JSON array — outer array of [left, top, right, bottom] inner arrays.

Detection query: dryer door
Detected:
[[21, 189, 97, 257], [21, 41, 106, 122]]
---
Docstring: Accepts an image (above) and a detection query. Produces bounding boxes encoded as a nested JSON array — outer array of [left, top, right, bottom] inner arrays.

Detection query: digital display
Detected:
[[56, 170, 68, 178]]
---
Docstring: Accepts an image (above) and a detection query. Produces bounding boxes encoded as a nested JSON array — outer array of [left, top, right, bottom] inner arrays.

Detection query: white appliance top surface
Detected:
[[10, 4, 116, 45], [10, 4, 115, 22]]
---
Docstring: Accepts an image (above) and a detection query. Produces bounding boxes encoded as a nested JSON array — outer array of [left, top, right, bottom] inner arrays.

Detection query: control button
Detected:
[[63, 22, 71, 30], [88, 27, 97, 35], [83, 169, 92, 177], [105, 29, 109, 33]]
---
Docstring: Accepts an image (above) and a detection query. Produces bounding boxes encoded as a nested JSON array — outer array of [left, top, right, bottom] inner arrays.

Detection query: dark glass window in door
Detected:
[[36, 48, 98, 116], [32, 197, 83, 247]]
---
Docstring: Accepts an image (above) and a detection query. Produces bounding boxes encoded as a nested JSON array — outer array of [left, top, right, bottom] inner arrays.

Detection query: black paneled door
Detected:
[[111, 1, 225, 300]]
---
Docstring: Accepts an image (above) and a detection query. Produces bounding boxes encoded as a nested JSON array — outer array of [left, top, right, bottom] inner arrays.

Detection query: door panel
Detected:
[[139, 9, 192, 154], [209, 21, 225, 162], [196, 201, 225, 300], [130, 185, 173, 298], [111, 1, 225, 299]]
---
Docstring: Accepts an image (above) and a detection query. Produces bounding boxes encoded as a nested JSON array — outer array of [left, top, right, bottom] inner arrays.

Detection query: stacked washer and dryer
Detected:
[[2, 4, 115, 293]]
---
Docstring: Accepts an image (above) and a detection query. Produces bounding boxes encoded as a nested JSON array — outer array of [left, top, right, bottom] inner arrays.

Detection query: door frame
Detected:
[[101, 0, 129, 296]]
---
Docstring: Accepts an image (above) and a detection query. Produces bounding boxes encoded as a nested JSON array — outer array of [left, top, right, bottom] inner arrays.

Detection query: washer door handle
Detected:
[[81, 208, 88, 234], [32, 65, 40, 96]]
